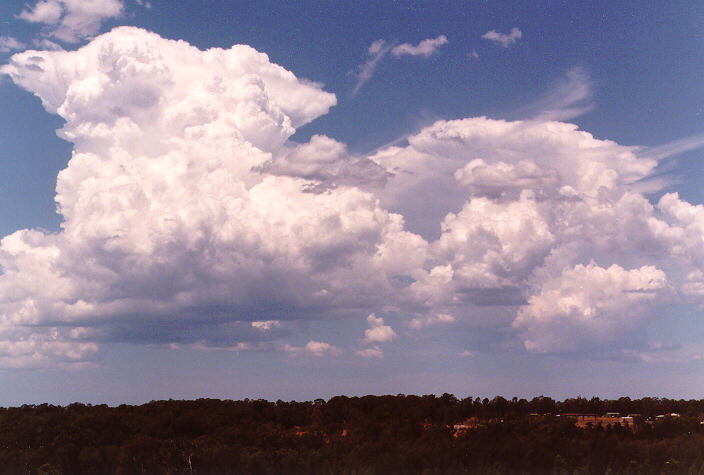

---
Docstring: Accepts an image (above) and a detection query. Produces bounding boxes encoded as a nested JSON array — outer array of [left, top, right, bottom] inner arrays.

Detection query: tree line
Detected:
[[0, 394, 703, 474]]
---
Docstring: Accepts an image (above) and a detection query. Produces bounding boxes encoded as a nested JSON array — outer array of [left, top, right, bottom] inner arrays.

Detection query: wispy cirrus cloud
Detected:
[[482, 27, 522, 48], [516, 67, 594, 121], [640, 133, 704, 161], [351, 39, 393, 97]]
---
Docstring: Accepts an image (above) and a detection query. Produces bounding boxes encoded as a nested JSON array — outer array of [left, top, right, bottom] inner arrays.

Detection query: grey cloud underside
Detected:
[[79, 319, 290, 346], [258, 135, 392, 191], [0, 27, 703, 368]]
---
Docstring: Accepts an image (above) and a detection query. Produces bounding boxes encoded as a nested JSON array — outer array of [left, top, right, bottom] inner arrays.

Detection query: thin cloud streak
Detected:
[[351, 40, 393, 97], [515, 67, 594, 121], [640, 133, 704, 161]]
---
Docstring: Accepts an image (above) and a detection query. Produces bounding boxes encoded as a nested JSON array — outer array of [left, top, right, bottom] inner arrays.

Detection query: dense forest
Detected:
[[2, 394, 704, 474]]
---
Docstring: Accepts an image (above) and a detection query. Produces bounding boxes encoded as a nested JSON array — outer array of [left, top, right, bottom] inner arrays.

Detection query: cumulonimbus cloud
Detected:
[[2, 27, 704, 368]]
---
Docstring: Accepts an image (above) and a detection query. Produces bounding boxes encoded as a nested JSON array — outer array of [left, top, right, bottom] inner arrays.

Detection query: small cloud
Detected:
[[193, 342, 257, 353], [391, 35, 448, 58], [0, 36, 27, 53], [363, 313, 397, 343], [18, 0, 63, 24], [468, 50, 479, 60], [17, 0, 124, 43], [356, 346, 383, 359], [304, 340, 342, 357], [408, 313, 456, 330], [251, 320, 281, 331], [284, 340, 342, 357], [352, 35, 448, 97], [482, 27, 522, 48], [460, 350, 473, 357]]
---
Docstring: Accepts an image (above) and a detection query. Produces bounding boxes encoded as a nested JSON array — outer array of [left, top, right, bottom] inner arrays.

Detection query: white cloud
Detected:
[[0, 37, 27, 53], [356, 313, 396, 357], [251, 320, 281, 331], [367, 39, 385, 55], [0, 27, 428, 366], [305, 340, 342, 357], [363, 313, 397, 344], [18, 0, 64, 24], [0, 329, 98, 369], [454, 158, 560, 198], [513, 263, 671, 353], [655, 193, 704, 275], [18, 0, 124, 43], [482, 27, 522, 48], [519, 67, 594, 121], [351, 39, 392, 97], [640, 133, 704, 161], [391, 35, 448, 58], [31, 38, 64, 50], [285, 340, 342, 357], [408, 313, 455, 330], [260, 134, 390, 188], [369, 115, 704, 354], [369, 117, 655, 239], [352, 35, 448, 96], [356, 346, 383, 359], [430, 191, 554, 291], [3, 29, 704, 366]]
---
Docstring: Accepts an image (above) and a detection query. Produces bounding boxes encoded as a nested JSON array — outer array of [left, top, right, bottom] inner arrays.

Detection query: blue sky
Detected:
[[0, 0, 703, 405]]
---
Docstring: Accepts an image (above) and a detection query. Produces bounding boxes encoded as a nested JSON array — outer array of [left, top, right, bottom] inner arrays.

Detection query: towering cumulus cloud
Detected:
[[0, 27, 425, 366], [371, 118, 700, 356], [2, 27, 704, 368]]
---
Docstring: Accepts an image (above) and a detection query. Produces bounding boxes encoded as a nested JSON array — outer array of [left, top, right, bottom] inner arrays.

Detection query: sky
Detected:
[[0, 1, 703, 406]]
